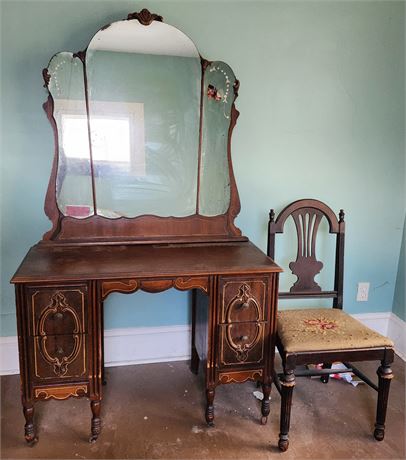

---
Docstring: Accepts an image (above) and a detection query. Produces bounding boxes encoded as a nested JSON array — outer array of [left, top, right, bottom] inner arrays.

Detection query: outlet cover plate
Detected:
[[357, 282, 370, 302]]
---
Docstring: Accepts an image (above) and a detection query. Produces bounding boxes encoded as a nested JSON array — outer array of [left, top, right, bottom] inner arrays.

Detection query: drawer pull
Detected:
[[56, 347, 64, 355], [54, 312, 63, 320], [240, 302, 250, 309], [238, 335, 249, 342]]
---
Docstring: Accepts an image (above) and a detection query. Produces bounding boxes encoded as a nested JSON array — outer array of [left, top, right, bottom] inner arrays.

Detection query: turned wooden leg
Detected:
[[320, 362, 332, 384], [374, 362, 393, 441], [279, 369, 295, 452], [89, 400, 102, 443], [23, 403, 38, 445], [260, 382, 271, 425], [205, 387, 215, 426]]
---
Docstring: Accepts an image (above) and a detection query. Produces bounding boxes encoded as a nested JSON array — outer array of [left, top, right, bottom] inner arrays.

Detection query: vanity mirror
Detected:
[[42, 9, 244, 244]]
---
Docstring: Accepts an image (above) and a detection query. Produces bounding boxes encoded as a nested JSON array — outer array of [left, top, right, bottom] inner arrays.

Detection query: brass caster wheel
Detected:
[[374, 428, 385, 441], [89, 435, 98, 443], [260, 416, 268, 425], [278, 438, 289, 452], [207, 421, 215, 427]]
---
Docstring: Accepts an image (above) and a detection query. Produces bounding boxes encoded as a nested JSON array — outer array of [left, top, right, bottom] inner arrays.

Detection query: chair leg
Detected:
[[320, 362, 332, 384], [374, 361, 393, 441], [279, 368, 296, 452]]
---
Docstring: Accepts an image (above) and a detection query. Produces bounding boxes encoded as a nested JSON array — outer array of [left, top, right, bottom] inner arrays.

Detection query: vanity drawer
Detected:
[[218, 322, 265, 368], [26, 286, 88, 336], [219, 278, 267, 323], [30, 333, 88, 381]]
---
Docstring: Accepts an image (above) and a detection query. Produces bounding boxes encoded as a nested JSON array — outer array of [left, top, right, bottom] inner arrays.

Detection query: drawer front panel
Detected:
[[31, 333, 87, 381], [218, 322, 265, 367], [27, 287, 88, 336], [219, 278, 267, 323]]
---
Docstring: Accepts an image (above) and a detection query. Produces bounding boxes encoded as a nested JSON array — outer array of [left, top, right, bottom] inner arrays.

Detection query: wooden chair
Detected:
[[268, 199, 394, 452]]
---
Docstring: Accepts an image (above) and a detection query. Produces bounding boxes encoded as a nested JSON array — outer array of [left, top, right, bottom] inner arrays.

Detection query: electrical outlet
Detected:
[[356, 282, 370, 301]]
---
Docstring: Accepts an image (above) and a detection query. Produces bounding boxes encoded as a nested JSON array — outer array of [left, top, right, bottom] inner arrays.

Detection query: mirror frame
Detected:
[[41, 9, 246, 245]]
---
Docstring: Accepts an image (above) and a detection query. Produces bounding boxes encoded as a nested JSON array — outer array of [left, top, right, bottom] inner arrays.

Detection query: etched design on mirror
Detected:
[[199, 62, 236, 217], [47, 52, 94, 218], [86, 20, 201, 218]]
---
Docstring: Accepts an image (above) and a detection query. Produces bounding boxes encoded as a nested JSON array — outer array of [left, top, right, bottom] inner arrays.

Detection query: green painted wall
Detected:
[[1, 0, 404, 336], [393, 217, 406, 320]]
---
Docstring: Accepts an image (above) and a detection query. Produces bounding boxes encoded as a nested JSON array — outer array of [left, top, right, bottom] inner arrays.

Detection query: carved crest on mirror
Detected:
[[42, 9, 246, 244]]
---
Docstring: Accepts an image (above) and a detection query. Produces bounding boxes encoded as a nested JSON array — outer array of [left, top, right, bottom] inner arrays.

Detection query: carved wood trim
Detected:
[[218, 369, 263, 384], [35, 292, 84, 378], [270, 199, 341, 234], [224, 283, 261, 323], [102, 280, 138, 299], [226, 80, 242, 236], [42, 95, 62, 241], [127, 9, 163, 25], [268, 199, 346, 301], [101, 276, 209, 299], [34, 384, 87, 400]]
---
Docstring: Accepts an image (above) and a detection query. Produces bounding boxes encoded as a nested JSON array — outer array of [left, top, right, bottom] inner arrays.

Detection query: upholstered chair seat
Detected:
[[278, 308, 394, 353]]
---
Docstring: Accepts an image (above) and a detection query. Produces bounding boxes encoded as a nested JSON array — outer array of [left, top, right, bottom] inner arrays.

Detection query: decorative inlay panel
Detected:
[[219, 322, 265, 366], [29, 287, 86, 336], [34, 384, 88, 400], [220, 279, 266, 323], [34, 292, 83, 377], [219, 369, 263, 384], [101, 276, 209, 299], [218, 278, 267, 367]]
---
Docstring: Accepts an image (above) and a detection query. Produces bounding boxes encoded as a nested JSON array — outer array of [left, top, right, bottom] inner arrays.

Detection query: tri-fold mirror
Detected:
[[42, 9, 245, 244]]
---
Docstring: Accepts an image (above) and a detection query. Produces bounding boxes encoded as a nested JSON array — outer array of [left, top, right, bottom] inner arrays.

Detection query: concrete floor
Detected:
[[1, 356, 405, 459]]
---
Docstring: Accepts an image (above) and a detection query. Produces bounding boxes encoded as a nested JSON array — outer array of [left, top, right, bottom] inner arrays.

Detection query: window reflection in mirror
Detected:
[[86, 20, 201, 218]]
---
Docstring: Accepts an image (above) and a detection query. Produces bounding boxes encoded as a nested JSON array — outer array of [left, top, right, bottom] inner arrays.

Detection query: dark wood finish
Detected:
[[12, 243, 281, 442], [268, 198, 345, 307], [13, 9, 282, 446], [268, 199, 394, 451], [12, 242, 278, 283]]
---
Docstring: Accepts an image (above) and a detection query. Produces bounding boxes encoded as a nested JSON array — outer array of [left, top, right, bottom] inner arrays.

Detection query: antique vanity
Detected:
[[11, 9, 281, 444]]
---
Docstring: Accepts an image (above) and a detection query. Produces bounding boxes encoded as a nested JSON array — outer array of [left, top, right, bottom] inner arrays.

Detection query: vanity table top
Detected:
[[11, 241, 282, 284]]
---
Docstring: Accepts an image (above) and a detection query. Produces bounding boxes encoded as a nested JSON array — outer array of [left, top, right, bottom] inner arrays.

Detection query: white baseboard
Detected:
[[0, 313, 405, 376], [103, 325, 191, 368]]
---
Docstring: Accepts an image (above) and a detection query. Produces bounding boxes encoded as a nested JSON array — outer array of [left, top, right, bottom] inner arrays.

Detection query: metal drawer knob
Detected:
[[238, 335, 249, 342], [240, 302, 250, 309], [54, 312, 63, 320], [56, 347, 64, 355]]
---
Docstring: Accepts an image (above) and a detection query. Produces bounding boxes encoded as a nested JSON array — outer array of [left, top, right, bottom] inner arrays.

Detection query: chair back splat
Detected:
[[267, 199, 345, 308]]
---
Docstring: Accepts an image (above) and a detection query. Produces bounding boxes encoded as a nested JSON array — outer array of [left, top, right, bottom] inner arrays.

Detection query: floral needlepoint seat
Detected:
[[278, 308, 394, 353], [267, 199, 395, 451]]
